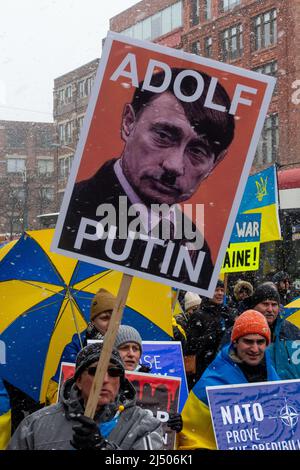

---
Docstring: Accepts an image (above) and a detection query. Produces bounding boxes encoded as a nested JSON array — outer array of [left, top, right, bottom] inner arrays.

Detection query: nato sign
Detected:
[[207, 379, 300, 450]]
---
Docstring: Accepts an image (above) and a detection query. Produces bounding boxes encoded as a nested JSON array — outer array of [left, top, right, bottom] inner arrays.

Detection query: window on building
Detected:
[[65, 122, 73, 143], [255, 114, 278, 165], [204, 0, 212, 20], [142, 17, 151, 40], [172, 1, 182, 29], [41, 187, 55, 202], [190, 0, 199, 26], [121, 1, 182, 41], [222, 0, 240, 12], [35, 129, 53, 148], [162, 6, 172, 35], [204, 36, 212, 57], [7, 158, 26, 174], [86, 77, 94, 96], [58, 89, 64, 104], [253, 61, 278, 92], [253, 9, 277, 51], [59, 155, 74, 179], [10, 187, 25, 203], [78, 116, 84, 131], [65, 85, 72, 102], [78, 80, 85, 98], [58, 124, 64, 143], [6, 128, 27, 148], [191, 41, 201, 55], [37, 159, 54, 176], [151, 12, 162, 38], [221, 24, 243, 61]]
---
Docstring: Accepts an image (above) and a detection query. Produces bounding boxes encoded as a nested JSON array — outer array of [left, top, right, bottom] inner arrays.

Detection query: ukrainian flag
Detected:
[[238, 165, 281, 243], [0, 378, 11, 449]]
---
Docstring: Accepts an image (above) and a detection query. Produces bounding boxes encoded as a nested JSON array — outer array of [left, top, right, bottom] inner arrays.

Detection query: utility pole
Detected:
[[22, 167, 28, 232]]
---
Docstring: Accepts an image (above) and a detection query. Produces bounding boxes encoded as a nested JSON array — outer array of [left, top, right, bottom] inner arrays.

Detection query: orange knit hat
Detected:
[[231, 310, 271, 345]]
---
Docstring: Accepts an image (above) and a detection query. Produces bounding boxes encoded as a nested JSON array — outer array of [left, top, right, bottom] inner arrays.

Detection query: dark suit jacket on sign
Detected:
[[58, 159, 214, 289]]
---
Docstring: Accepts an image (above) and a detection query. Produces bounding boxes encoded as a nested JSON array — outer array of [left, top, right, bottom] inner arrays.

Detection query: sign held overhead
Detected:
[[51, 32, 275, 296]]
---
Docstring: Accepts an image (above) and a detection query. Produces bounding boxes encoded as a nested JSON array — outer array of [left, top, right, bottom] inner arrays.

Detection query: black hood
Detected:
[[59, 375, 137, 421]]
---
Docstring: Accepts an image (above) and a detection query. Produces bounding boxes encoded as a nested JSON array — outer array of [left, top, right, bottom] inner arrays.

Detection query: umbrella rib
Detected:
[[17, 279, 65, 297], [52, 296, 71, 332], [23, 297, 63, 315], [73, 269, 112, 293]]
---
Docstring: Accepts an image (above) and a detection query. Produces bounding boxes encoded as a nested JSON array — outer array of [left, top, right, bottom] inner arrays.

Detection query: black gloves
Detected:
[[167, 412, 183, 433], [71, 415, 108, 450]]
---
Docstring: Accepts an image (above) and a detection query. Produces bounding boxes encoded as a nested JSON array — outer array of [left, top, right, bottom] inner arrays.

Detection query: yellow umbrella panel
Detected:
[[0, 229, 173, 403]]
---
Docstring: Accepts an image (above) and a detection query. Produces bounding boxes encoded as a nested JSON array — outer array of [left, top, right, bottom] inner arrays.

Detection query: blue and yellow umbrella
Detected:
[[0, 229, 173, 403]]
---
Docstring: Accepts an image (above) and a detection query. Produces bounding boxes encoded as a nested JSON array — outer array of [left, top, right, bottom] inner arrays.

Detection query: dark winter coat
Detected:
[[185, 300, 237, 383], [7, 375, 163, 450]]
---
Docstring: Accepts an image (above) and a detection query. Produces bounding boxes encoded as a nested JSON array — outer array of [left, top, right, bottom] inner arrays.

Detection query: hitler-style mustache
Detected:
[[143, 170, 181, 190]]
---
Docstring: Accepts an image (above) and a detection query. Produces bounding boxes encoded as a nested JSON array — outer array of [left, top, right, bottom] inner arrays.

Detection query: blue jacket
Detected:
[[194, 344, 280, 406], [178, 345, 279, 450], [52, 331, 86, 384]]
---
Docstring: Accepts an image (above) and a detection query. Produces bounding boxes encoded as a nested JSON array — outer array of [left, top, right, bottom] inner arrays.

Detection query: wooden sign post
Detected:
[[84, 273, 133, 419]]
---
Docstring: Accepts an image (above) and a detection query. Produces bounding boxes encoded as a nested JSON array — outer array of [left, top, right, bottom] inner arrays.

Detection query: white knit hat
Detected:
[[114, 325, 142, 352], [184, 292, 202, 311]]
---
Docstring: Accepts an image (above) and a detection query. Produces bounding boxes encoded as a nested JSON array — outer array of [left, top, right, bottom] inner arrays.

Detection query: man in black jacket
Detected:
[[185, 280, 237, 388]]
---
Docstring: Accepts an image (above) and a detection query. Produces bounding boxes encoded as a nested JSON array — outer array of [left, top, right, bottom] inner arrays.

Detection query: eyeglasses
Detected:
[[86, 366, 123, 378]]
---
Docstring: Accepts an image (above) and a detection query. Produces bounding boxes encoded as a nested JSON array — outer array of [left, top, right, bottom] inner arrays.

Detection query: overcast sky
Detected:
[[0, 0, 140, 122]]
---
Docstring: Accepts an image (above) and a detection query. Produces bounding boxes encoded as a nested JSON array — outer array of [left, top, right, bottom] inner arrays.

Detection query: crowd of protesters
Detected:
[[1, 270, 300, 450]]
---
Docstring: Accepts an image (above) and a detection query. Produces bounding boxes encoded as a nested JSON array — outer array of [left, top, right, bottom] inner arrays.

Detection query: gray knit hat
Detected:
[[74, 342, 124, 380], [114, 325, 143, 352]]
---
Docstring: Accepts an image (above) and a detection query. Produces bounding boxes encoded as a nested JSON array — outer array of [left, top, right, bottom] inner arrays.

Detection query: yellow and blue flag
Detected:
[[238, 165, 281, 243]]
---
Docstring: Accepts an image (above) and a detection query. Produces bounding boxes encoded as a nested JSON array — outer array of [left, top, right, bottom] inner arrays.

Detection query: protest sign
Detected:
[[221, 242, 260, 273], [125, 371, 181, 450], [229, 213, 261, 243], [141, 341, 188, 412], [58, 362, 76, 400], [52, 31, 276, 297], [207, 379, 300, 450]]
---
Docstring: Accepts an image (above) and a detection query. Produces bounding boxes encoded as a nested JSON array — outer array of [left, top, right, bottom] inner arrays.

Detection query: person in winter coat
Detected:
[[178, 310, 279, 450], [231, 279, 253, 313], [174, 292, 202, 332], [221, 283, 300, 380], [272, 271, 293, 306], [46, 288, 116, 405], [115, 325, 150, 373], [7, 343, 164, 450], [185, 280, 237, 389], [115, 325, 183, 433]]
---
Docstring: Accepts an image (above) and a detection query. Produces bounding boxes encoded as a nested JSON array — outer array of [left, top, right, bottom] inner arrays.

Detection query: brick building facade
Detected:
[[53, 58, 99, 203], [109, 0, 300, 284], [0, 121, 56, 238], [110, 0, 300, 172]]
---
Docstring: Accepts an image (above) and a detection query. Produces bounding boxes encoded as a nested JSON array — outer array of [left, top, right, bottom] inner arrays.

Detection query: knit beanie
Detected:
[[216, 280, 225, 289], [74, 342, 124, 380], [90, 288, 116, 321], [231, 309, 271, 345], [184, 292, 202, 311], [272, 271, 289, 284], [249, 283, 280, 309], [114, 325, 142, 352]]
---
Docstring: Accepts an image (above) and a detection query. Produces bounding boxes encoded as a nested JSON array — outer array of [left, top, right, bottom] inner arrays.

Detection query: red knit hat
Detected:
[[231, 310, 271, 345]]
